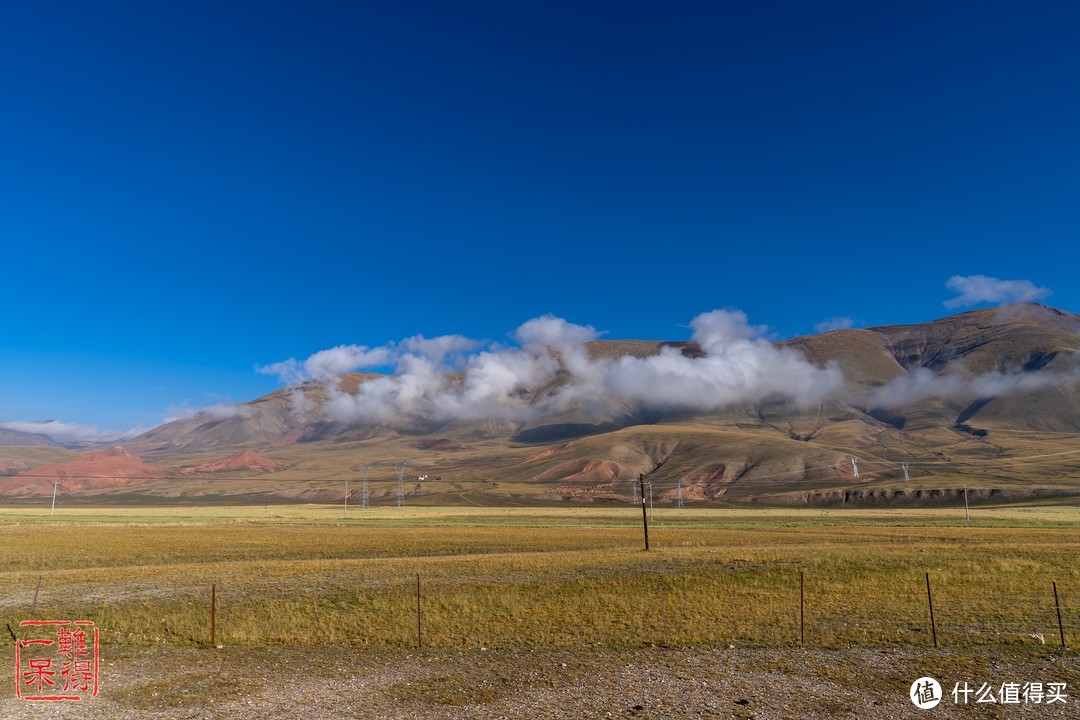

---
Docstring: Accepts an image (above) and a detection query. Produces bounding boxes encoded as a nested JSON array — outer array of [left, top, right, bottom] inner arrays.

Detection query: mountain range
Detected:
[[3, 303, 1079, 506]]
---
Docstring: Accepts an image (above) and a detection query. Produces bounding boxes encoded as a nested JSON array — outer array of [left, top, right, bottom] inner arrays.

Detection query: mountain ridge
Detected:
[[4, 304, 1079, 505]]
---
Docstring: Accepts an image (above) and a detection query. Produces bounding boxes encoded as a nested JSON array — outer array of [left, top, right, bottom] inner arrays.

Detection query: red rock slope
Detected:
[[0, 446, 167, 496]]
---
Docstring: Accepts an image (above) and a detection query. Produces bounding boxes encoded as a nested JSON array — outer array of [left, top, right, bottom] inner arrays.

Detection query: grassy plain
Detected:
[[1, 504, 1078, 654]]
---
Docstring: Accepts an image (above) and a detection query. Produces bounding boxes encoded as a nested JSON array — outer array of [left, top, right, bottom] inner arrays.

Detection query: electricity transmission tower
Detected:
[[393, 460, 407, 508], [358, 464, 371, 508]]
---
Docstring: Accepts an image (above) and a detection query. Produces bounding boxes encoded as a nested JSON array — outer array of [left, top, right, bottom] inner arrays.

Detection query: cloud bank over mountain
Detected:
[[261, 309, 846, 424], [258, 292, 1075, 428], [861, 366, 1074, 409], [0, 420, 141, 446], [8, 274, 1070, 448]]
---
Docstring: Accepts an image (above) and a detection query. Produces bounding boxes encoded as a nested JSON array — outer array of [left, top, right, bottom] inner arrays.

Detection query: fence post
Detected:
[[211, 583, 216, 646], [799, 570, 805, 648], [20, 576, 44, 641], [925, 573, 937, 648], [660, 584, 669, 647], [30, 576, 42, 619], [416, 574, 422, 649], [1053, 581, 1066, 650]]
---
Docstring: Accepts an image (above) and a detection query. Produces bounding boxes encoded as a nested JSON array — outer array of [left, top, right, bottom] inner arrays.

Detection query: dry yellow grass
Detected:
[[1, 505, 1078, 651]]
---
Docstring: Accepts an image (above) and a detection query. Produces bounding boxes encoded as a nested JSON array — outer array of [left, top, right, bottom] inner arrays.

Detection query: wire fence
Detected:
[[6, 570, 1075, 652]]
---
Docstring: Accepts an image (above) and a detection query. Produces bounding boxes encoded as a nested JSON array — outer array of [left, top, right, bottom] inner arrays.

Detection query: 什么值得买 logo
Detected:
[[910, 676, 942, 709]]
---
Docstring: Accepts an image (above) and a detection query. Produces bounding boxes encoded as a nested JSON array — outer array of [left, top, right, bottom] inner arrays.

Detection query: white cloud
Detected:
[[257, 344, 392, 383], [944, 275, 1051, 309], [304, 345, 391, 380], [603, 310, 845, 410], [283, 309, 845, 425], [259, 305, 1080, 427], [164, 402, 252, 424], [862, 367, 967, 407], [863, 366, 1074, 408], [0, 420, 142, 446], [514, 315, 600, 348], [399, 334, 480, 364], [256, 359, 305, 385], [814, 316, 854, 333], [321, 323, 572, 424], [287, 389, 318, 422]]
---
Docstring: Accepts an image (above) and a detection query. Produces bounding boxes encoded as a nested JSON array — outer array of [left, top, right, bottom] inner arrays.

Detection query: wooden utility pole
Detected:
[[639, 474, 649, 551]]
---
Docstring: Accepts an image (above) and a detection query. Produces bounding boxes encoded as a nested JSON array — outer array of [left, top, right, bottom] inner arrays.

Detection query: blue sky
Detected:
[[2, 0, 1078, 435]]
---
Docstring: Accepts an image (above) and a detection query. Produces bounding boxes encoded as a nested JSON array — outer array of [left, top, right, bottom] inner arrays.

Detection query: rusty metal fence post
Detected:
[[925, 573, 937, 648], [211, 583, 216, 646], [799, 570, 805, 647], [1053, 581, 1066, 650]]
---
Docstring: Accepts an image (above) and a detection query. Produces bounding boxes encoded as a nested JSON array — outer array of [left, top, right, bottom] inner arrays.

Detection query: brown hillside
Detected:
[[183, 449, 286, 474], [0, 446, 167, 496], [88, 304, 1080, 506], [0, 460, 29, 474]]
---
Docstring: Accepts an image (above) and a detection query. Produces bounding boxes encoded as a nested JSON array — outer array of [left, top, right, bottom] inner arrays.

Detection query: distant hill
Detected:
[[4, 304, 1079, 506], [181, 449, 286, 474], [0, 426, 65, 447], [0, 446, 168, 497]]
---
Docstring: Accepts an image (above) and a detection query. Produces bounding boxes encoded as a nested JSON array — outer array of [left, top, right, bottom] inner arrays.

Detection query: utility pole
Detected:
[[638, 474, 649, 551], [343, 479, 349, 519]]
